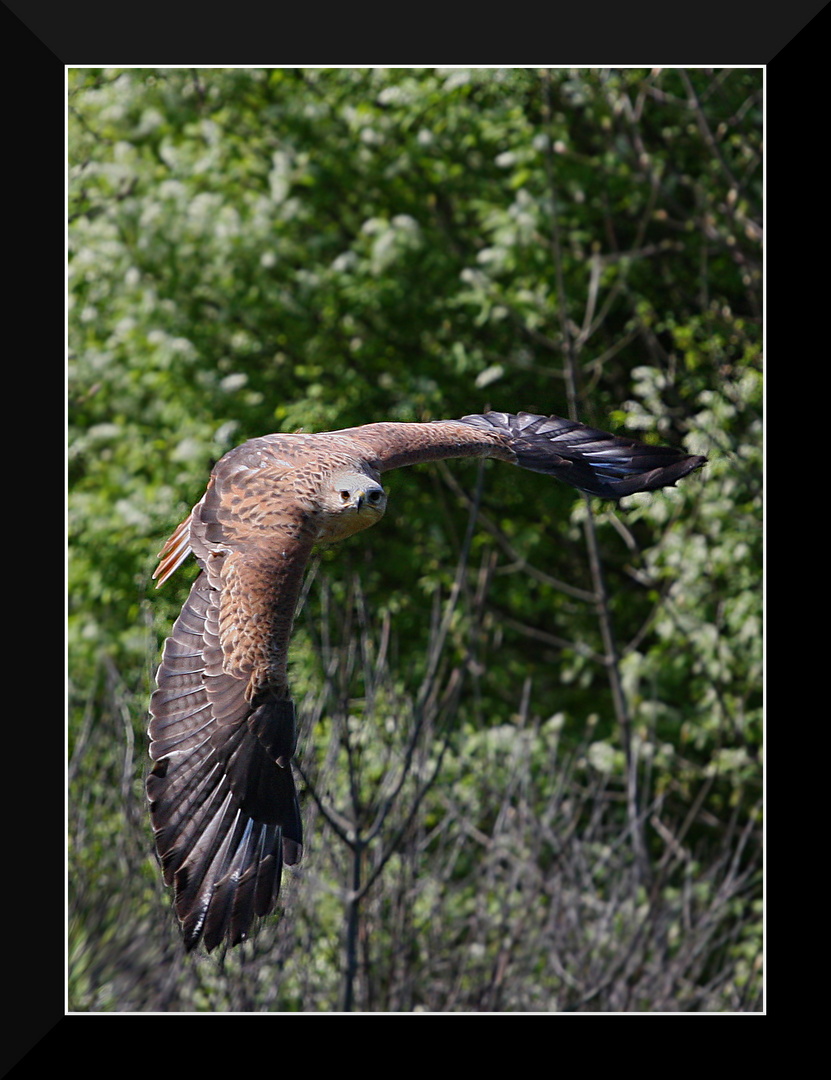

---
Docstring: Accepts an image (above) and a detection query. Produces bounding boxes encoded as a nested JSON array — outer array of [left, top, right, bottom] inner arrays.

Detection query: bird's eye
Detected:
[[367, 489, 383, 503], [340, 490, 350, 502]]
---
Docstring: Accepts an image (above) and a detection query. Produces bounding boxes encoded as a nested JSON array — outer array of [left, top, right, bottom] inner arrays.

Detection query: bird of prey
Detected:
[[148, 410, 705, 951]]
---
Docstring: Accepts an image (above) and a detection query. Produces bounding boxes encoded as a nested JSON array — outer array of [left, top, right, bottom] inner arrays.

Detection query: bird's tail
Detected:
[[457, 411, 706, 498]]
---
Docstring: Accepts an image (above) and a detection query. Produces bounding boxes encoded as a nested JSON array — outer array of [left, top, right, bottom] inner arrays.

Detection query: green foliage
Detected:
[[68, 67, 762, 1011]]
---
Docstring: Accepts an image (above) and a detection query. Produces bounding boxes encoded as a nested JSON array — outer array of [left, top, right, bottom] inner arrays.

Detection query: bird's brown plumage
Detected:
[[148, 410, 705, 951]]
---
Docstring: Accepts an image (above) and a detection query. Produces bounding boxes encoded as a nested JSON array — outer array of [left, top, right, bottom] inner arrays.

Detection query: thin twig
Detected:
[[541, 69, 650, 884]]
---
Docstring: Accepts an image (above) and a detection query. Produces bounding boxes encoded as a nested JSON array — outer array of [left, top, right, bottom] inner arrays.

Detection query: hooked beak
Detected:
[[354, 486, 385, 513]]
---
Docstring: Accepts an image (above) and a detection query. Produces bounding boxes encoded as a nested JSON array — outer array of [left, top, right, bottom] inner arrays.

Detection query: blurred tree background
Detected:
[[68, 67, 762, 1012]]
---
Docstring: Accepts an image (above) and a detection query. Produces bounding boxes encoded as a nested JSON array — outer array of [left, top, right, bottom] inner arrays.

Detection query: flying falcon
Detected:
[[148, 410, 705, 951]]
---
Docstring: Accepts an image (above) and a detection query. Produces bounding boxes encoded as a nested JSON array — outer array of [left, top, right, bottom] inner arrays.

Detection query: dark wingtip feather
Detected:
[[459, 411, 706, 499]]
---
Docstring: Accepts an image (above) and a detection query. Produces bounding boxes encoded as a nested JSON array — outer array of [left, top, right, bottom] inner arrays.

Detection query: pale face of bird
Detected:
[[314, 469, 388, 543]]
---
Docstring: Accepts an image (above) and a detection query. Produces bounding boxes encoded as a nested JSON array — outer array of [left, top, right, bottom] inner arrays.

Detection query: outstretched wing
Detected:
[[147, 571, 302, 951], [336, 410, 706, 497], [450, 411, 706, 497], [148, 443, 315, 952]]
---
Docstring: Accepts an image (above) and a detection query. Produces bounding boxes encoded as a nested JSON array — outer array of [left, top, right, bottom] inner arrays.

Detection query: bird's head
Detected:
[[316, 469, 387, 543]]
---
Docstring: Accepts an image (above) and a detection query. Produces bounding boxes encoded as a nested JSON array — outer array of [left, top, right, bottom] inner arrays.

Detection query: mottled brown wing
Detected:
[[147, 568, 303, 952], [336, 411, 706, 497], [332, 418, 517, 473], [148, 444, 317, 952]]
